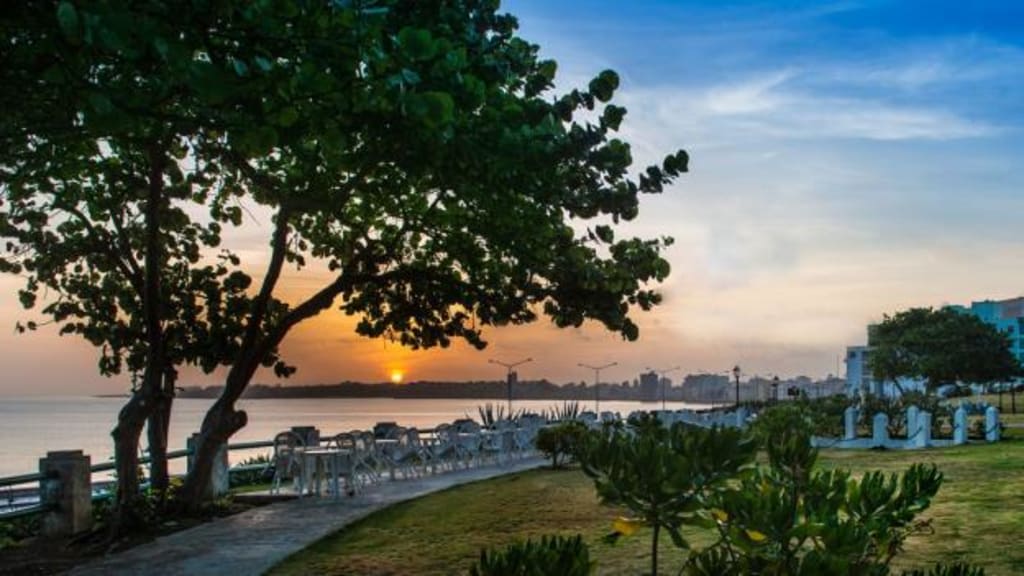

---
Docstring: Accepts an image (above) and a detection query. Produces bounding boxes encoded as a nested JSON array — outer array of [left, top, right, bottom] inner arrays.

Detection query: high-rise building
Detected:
[[639, 371, 661, 402]]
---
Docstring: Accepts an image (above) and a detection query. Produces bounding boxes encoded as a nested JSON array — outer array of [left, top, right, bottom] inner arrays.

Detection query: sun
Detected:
[[390, 370, 404, 384]]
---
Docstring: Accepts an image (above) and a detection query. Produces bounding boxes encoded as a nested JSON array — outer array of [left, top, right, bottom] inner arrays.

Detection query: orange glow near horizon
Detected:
[[390, 370, 404, 384]]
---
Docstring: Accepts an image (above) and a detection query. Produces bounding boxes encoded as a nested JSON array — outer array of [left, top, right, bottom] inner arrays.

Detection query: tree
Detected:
[[178, 0, 687, 504], [580, 415, 756, 576], [2, 0, 687, 511], [0, 0, 291, 523], [868, 307, 1021, 397]]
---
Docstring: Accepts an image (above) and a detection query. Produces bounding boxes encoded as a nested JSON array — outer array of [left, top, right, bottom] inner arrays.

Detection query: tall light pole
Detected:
[[646, 365, 681, 410], [579, 362, 617, 414], [489, 357, 533, 414], [732, 365, 742, 408]]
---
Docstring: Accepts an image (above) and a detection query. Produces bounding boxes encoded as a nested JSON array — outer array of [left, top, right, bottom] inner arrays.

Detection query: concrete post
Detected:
[[187, 434, 230, 499], [843, 406, 859, 440], [39, 450, 92, 537], [916, 411, 932, 448], [906, 405, 919, 441], [872, 413, 889, 447], [953, 406, 968, 445], [735, 406, 749, 428], [985, 406, 1001, 442]]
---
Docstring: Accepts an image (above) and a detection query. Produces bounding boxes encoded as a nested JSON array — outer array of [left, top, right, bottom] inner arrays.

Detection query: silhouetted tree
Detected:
[[1, 0, 687, 513]]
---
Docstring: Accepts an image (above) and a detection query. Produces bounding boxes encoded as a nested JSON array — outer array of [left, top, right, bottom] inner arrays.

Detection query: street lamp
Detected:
[[772, 375, 780, 404], [579, 362, 617, 414], [646, 365, 681, 410], [489, 357, 533, 414], [732, 365, 742, 407]]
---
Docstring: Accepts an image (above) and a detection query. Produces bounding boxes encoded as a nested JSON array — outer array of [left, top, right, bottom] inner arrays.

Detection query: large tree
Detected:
[[868, 307, 1021, 396], [2, 0, 687, 511]]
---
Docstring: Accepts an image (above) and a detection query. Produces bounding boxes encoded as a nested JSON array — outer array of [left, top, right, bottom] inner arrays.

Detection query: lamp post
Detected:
[[732, 365, 742, 407], [772, 376, 780, 404], [646, 365, 681, 410], [579, 362, 617, 414], [489, 357, 533, 414]]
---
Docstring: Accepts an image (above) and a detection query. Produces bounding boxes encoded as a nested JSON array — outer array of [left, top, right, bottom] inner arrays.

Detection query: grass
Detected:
[[269, 441, 1024, 576]]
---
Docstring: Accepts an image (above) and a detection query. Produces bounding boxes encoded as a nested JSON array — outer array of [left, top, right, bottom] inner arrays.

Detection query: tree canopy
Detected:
[[868, 307, 1021, 392], [1, 0, 687, 508]]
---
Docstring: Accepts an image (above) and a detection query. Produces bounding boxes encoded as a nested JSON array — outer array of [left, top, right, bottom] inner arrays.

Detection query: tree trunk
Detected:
[[650, 522, 660, 576], [110, 142, 167, 530], [110, 389, 154, 532], [147, 368, 177, 496], [178, 395, 248, 508]]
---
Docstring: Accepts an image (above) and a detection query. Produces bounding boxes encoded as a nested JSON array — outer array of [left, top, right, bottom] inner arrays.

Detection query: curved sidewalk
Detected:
[[70, 457, 546, 576]]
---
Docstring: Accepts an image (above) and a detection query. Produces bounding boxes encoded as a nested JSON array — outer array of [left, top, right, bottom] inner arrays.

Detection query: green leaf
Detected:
[[57, 2, 80, 43], [588, 70, 620, 103], [398, 27, 437, 61], [408, 91, 454, 127]]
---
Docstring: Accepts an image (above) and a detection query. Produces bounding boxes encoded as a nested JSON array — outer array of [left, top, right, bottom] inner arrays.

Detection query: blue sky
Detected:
[[496, 0, 1024, 376], [3, 1, 1024, 394]]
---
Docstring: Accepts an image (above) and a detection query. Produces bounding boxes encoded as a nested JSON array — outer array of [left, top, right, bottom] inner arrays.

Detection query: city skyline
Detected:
[[3, 1, 1024, 395]]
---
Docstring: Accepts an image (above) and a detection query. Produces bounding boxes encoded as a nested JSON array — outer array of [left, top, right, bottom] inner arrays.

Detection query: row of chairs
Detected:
[[269, 417, 549, 496]]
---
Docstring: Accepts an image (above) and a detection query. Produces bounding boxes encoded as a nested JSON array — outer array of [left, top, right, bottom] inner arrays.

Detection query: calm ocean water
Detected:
[[0, 396, 708, 478]]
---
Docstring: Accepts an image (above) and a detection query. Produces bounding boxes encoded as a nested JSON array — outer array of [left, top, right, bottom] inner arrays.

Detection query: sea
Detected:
[[0, 396, 710, 479]]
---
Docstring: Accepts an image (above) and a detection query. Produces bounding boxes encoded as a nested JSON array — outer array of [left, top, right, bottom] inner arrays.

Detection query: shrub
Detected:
[[535, 422, 587, 469], [580, 416, 756, 576], [229, 454, 273, 488], [469, 534, 594, 576]]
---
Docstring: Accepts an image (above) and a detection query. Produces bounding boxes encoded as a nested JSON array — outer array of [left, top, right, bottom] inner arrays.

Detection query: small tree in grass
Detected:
[[535, 421, 587, 469], [579, 415, 757, 576]]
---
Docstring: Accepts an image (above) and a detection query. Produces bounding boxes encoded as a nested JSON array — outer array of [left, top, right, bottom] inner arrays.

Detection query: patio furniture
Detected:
[[270, 431, 305, 495]]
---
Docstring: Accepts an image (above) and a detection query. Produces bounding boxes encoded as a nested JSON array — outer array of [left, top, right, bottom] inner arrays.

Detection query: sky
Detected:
[[3, 0, 1024, 395]]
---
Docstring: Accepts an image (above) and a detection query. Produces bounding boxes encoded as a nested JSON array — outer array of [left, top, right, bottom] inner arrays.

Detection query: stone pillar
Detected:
[[953, 406, 968, 445], [735, 406, 749, 428], [187, 434, 229, 499], [39, 450, 92, 537], [916, 411, 932, 448], [872, 413, 889, 447], [843, 406, 859, 440], [906, 405, 920, 441], [985, 406, 1001, 442]]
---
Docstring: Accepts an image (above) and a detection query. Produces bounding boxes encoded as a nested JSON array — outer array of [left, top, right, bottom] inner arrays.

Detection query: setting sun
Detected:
[[390, 370, 404, 384]]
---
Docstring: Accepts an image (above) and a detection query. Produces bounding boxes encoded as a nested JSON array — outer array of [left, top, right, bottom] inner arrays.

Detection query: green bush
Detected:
[[580, 417, 757, 576], [535, 422, 587, 469], [229, 453, 272, 488], [469, 534, 594, 576]]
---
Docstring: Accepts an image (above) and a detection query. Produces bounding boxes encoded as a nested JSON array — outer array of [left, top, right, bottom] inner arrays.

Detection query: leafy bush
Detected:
[[469, 534, 594, 576], [544, 401, 582, 422], [229, 453, 272, 488], [0, 515, 40, 551], [580, 415, 756, 576], [535, 422, 588, 469], [686, 422, 956, 575]]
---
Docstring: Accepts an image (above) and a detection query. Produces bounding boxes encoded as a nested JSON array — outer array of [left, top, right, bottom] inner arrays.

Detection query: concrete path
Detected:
[[70, 458, 546, 576]]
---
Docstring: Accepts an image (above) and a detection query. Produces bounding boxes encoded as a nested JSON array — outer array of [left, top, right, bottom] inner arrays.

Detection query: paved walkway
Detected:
[[71, 457, 546, 576]]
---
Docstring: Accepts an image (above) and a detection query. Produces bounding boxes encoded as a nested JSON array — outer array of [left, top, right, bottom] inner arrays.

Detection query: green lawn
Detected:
[[269, 441, 1024, 576]]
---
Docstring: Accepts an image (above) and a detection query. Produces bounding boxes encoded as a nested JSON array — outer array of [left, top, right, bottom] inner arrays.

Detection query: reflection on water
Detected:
[[0, 396, 709, 477]]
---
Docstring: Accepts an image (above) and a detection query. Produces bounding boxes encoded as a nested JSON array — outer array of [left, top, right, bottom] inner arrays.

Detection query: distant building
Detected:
[[846, 296, 1024, 397], [639, 371, 661, 402], [681, 373, 729, 403]]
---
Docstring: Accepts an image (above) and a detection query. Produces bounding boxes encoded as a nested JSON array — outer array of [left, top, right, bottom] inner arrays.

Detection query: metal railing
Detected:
[[0, 439, 276, 520]]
